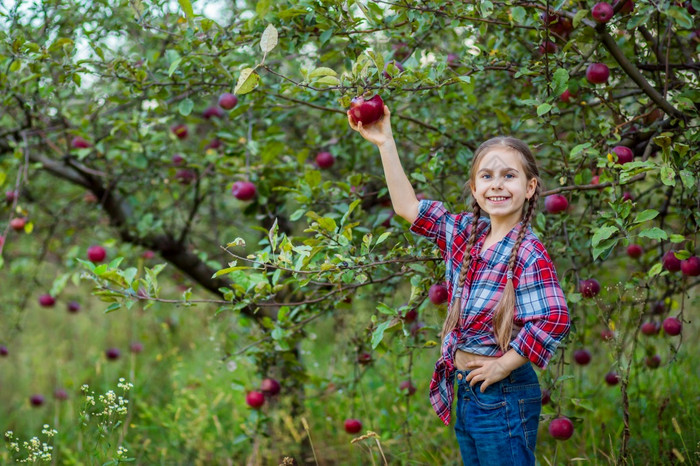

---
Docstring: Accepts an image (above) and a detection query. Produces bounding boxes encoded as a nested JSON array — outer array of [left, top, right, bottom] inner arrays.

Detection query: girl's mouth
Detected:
[[487, 196, 510, 204]]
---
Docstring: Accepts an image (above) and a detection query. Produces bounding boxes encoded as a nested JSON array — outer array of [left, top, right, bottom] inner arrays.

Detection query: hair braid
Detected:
[[440, 197, 482, 340], [492, 183, 542, 351]]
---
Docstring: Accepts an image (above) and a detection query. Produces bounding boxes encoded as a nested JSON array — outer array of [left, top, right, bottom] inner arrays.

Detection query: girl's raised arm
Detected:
[[347, 105, 419, 224]]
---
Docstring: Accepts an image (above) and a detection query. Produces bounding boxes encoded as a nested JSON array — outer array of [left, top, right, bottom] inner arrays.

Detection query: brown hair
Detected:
[[440, 137, 542, 352]]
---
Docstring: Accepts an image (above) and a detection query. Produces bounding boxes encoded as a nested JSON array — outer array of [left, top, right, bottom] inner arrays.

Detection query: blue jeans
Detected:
[[454, 363, 542, 466]]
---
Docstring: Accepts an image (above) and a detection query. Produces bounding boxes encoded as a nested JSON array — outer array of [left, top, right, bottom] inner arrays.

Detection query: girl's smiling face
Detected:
[[470, 146, 538, 227]]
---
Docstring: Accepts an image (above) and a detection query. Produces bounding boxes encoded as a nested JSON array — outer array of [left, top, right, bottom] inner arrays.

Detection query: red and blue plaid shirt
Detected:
[[409, 200, 570, 426]]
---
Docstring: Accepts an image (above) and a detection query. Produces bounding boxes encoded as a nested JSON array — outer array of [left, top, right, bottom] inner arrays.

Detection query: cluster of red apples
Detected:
[[245, 377, 281, 409]]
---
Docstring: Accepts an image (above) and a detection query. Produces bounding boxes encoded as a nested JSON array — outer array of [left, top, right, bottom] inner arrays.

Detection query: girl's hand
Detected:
[[465, 359, 512, 393], [347, 105, 393, 147]]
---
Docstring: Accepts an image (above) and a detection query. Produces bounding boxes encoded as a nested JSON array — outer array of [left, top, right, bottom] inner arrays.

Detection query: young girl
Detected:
[[348, 105, 570, 465]]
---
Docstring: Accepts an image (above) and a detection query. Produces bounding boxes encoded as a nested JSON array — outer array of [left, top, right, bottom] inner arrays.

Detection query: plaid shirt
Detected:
[[409, 199, 570, 426]]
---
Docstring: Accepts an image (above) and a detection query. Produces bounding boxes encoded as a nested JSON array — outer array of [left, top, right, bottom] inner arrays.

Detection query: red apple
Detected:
[[0, 345, 8, 356], [622, 191, 633, 201], [348, 95, 385, 126], [5, 190, 18, 204], [586, 63, 610, 84], [142, 250, 155, 259], [218, 93, 238, 110], [231, 181, 256, 201], [662, 317, 682, 336], [560, 89, 575, 103], [29, 394, 45, 407], [591, 175, 600, 185], [54, 388, 69, 400], [175, 169, 196, 185], [573, 349, 592, 365], [38, 294, 56, 307], [640, 322, 660, 335], [10, 217, 26, 231], [172, 154, 185, 166], [130, 342, 144, 353], [87, 245, 106, 263], [626, 244, 643, 258], [548, 417, 574, 440], [541, 13, 573, 37], [205, 139, 223, 150], [612, 146, 634, 164], [315, 151, 335, 169], [261, 378, 281, 396], [71, 136, 91, 149], [601, 329, 615, 341], [171, 124, 188, 140], [592, 2, 615, 22], [429, 283, 448, 305], [662, 251, 681, 272], [344, 418, 363, 434], [645, 354, 661, 369], [605, 371, 620, 385], [202, 105, 224, 119], [246, 390, 265, 409], [680, 256, 700, 276], [538, 40, 557, 54], [383, 60, 404, 80], [651, 300, 666, 315], [403, 308, 418, 323], [67, 301, 80, 313], [105, 348, 121, 360], [544, 194, 568, 214], [541, 389, 551, 405], [357, 352, 372, 365], [399, 380, 416, 396], [579, 279, 601, 298]]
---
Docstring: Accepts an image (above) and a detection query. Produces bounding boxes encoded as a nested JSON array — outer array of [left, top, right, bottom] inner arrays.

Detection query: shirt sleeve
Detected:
[[509, 253, 570, 369], [409, 199, 468, 261]]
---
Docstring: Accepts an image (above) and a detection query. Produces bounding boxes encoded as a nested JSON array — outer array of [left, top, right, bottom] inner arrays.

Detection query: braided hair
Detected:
[[440, 137, 543, 353]]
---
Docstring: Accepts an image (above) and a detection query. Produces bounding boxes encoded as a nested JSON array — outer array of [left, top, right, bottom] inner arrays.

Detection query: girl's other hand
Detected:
[[347, 105, 393, 148]]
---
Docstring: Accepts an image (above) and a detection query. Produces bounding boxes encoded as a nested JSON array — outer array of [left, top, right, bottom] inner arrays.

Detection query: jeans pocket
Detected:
[[468, 383, 506, 410], [519, 395, 542, 452]]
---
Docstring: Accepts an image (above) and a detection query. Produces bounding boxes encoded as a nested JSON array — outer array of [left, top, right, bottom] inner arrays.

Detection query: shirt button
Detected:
[[457, 373, 463, 380]]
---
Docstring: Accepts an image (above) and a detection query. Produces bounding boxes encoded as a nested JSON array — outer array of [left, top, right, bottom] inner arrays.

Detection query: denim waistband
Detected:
[[454, 361, 536, 386]]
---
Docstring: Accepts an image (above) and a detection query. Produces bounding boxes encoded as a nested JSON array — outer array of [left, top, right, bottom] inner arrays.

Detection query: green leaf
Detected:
[[319, 28, 334, 45], [168, 57, 182, 77], [573, 9, 588, 28], [105, 303, 121, 314], [633, 209, 659, 224], [371, 320, 394, 349], [647, 262, 663, 278], [669, 234, 685, 243], [314, 76, 339, 86], [376, 303, 395, 316], [234, 68, 260, 95], [679, 170, 695, 190], [260, 24, 278, 54], [592, 225, 618, 247], [660, 166, 675, 186], [638, 227, 668, 240], [178, 0, 194, 18], [309, 67, 337, 78], [375, 231, 391, 246], [665, 6, 693, 29], [178, 98, 193, 116], [510, 6, 526, 23], [551, 68, 569, 96], [537, 103, 552, 116]]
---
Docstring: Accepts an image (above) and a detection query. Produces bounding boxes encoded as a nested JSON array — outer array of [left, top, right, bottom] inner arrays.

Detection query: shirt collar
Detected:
[[470, 218, 524, 266]]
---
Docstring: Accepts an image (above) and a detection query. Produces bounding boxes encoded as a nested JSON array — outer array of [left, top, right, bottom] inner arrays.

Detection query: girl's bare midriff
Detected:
[[455, 349, 500, 371]]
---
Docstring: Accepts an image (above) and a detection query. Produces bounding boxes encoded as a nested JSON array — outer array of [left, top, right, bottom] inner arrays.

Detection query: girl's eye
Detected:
[[505, 174, 514, 179], [482, 174, 491, 179]]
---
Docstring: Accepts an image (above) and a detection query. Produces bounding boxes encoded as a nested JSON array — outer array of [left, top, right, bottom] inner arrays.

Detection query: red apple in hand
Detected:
[[348, 95, 384, 126], [429, 283, 448, 304], [548, 417, 574, 440], [586, 63, 610, 84], [592, 2, 615, 22], [344, 418, 362, 434], [231, 181, 256, 201], [246, 391, 265, 409]]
